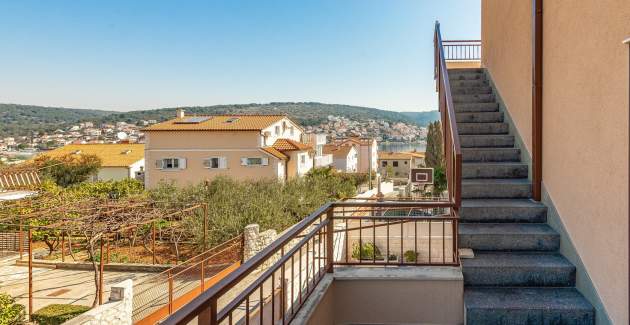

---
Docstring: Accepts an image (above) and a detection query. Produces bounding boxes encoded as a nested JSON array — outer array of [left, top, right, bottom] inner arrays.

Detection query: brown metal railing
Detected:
[[161, 200, 458, 325], [434, 21, 463, 208], [442, 40, 481, 61], [132, 235, 244, 324]]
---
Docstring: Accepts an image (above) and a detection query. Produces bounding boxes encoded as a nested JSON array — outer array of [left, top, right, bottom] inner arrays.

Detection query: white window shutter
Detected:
[[241, 158, 248, 166], [179, 158, 187, 169], [155, 159, 164, 169], [219, 157, 228, 169], [202, 158, 211, 168], [262, 157, 269, 166]]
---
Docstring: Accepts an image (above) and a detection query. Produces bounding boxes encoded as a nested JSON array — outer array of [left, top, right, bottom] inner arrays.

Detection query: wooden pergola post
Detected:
[[61, 231, 65, 262], [203, 203, 208, 251], [98, 237, 105, 305], [152, 222, 156, 265], [28, 227, 33, 321], [18, 217, 23, 260]]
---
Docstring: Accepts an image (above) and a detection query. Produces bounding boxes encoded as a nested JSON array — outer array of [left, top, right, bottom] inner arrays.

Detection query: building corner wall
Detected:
[[481, 1, 629, 323]]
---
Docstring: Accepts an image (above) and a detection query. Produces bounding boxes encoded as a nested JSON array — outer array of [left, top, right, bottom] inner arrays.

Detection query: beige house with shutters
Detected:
[[143, 110, 313, 188]]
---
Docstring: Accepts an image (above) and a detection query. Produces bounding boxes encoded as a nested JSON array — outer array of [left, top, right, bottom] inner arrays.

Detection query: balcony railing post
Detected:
[[326, 208, 334, 273], [197, 298, 217, 325]]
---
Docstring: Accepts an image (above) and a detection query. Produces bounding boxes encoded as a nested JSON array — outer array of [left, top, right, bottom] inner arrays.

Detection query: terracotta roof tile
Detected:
[[143, 115, 289, 131], [378, 151, 425, 160], [39, 144, 144, 167], [260, 147, 288, 160], [272, 139, 311, 152]]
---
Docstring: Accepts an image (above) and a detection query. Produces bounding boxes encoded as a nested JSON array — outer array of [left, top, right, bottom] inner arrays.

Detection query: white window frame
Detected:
[[203, 157, 227, 169], [241, 157, 269, 166], [156, 158, 186, 171]]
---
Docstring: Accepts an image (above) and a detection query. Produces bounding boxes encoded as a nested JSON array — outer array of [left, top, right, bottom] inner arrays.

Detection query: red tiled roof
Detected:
[[272, 139, 312, 152]]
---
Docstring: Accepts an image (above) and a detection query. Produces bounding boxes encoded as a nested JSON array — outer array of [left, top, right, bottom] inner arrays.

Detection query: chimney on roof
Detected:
[[176, 108, 185, 119]]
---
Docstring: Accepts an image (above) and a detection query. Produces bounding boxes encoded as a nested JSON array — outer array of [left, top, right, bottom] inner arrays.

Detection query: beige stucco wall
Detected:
[[481, 0, 533, 153], [96, 167, 130, 181], [144, 131, 282, 188], [145, 149, 281, 188], [300, 268, 464, 325], [481, 1, 629, 323]]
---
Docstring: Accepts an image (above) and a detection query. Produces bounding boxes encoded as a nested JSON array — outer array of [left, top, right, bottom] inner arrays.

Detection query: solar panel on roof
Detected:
[[174, 116, 212, 124]]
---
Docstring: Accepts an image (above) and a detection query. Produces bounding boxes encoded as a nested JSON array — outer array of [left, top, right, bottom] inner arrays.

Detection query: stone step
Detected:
[[453, 94, 495, 103], [460, 199, 547, 223], [448, 71, 485, 81], [465, 287, 594, 324], [462, 148, 520, 162], [456, 112, 503, 123], [450, 79, 489, 88], [448, 68, 484, 74], [458, 122, 509, 135], [454, 102, 499, 113], [451, 86, 493, 95], [463, 163, 528, 179], [459, 223, 560, 251], [461, 135, 514, 148], [462, 179, 531, 199], [462, 252, 576, 287]]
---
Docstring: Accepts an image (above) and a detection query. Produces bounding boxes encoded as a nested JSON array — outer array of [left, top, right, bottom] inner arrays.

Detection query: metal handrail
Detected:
[[434, 21, 463, 208], [161, 200, 458, 325]]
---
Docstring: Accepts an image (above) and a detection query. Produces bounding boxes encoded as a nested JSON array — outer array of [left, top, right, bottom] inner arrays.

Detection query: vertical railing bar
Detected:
[[271, 270, 275, 325], [290, 254, 294, 316], [414, 219, 418, 265], [259, 284, 263, 325], [429, 219, 432, 264], [344, 217, 348, 263], [372, 218, 376, 264], [298, 246, 302, 305], [246, 296, 250, 325], [359, 218, 362, 263], [306, 240, 310, 293], [442, 220, 446, 264], [400, 218, 404, 262], [386, 219, 390, 264]]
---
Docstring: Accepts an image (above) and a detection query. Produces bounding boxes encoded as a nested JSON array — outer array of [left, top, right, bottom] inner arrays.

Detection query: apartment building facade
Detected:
[[323, 144, 358, 173], [335, 137, 378, 173], [378, 151, 425, 180], [143, 111, 312, 188]]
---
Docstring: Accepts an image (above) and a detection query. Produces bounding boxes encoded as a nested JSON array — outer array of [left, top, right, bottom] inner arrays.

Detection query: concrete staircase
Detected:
[[450, 68, 595, 324]]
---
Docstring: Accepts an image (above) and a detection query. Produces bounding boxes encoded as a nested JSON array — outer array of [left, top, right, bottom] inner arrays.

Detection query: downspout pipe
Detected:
[[624, 36, 630, 323], [532, 0, 543, 201]]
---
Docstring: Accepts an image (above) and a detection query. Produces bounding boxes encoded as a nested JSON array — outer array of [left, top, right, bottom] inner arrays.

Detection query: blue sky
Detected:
[[0, 1, 480, 112]]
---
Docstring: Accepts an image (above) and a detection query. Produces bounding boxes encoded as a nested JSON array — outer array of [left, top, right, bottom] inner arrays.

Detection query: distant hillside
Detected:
[[0, 104, 115, 137], [400, 111, 440, 126], [0, 102, 439, 137]]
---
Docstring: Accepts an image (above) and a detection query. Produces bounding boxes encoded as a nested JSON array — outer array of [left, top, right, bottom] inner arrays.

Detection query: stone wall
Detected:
[[64, 279, 133, 325], [243, 224, 277, 269]]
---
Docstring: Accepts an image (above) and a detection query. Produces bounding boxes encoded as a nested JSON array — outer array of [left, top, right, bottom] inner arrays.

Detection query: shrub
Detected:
[[31, 304, 89, 325], [0, 293, 26, 325], [404, 250, 418, 263], [352, 242, 382, 260]]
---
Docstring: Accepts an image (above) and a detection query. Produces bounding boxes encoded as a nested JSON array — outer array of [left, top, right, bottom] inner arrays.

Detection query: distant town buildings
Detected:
[[304, 115, 427, 143]]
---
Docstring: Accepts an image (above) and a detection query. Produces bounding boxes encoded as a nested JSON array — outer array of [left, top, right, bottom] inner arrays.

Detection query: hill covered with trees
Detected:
[[0, 102, 439, 137]]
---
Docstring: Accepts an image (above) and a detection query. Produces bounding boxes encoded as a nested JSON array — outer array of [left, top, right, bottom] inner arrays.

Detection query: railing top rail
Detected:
[[442, 39, 481, 43], [434, 22, 462, 154]]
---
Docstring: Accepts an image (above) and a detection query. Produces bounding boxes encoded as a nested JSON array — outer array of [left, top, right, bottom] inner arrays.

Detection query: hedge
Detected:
[[31, 304, 90, 325], [0, 293, 26, 325]]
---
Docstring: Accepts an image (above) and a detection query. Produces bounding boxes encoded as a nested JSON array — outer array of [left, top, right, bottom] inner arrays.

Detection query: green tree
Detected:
[[425, 121, 444, 169], [35, 153, 101, 187]]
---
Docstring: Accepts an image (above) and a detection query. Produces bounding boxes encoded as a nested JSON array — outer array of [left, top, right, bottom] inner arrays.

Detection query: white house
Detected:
[[323, 145, 358, 173]]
